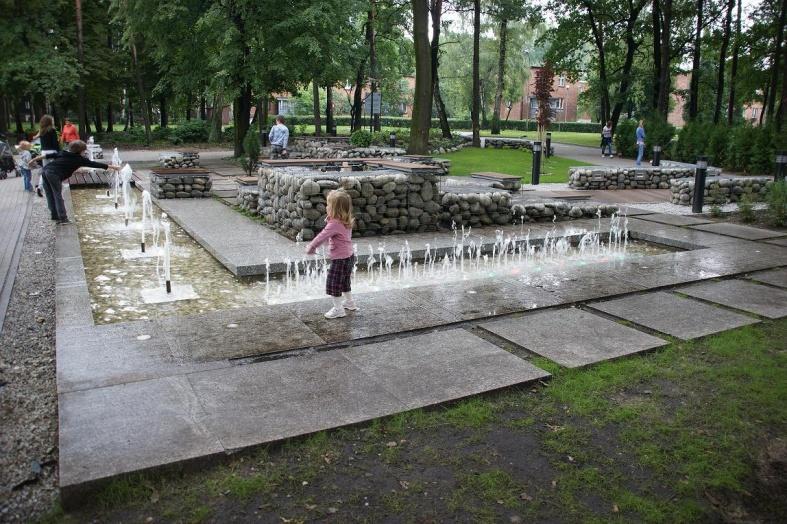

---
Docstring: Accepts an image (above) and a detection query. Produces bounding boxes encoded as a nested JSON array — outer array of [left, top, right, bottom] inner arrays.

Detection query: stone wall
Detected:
[[568, 166, 694, 190], [439, 192, 513, 227], [480, 136, 555, 156], [237, 184, 259, 213], [159, 151, 200, 168], [670, 177, 773, 206], [149, 172, 212, 199], [512, 202, 620, 222], [258, 167, 441, 240]]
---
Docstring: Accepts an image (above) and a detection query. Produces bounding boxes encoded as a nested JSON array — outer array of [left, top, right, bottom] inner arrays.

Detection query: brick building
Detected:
[[511, 67, 592, 123]]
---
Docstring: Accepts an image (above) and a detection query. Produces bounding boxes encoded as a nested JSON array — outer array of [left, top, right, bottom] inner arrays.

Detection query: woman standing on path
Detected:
[[32, 115, 59, 197], [601, 121, 613, 158], [635, 120, 646, 166]]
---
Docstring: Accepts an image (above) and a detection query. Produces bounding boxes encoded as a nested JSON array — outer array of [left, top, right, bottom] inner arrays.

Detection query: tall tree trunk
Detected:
[[106, 102, 114, 132], [94, 103, 103, 133], [368, 2, 380, 131], [130, 40, 152, 144], [777, 11, 787, 132], [200, 97, 207, 120], [727, 0, 741, 124], [208, 93, 223, 142], [657, 0, 673, 118], [652, 0, 662, 112], [13, 98, 23, 134], [713, 0, 734, 123], [325, 86, 334, 134], [259, 94, 268, 133], [186, 94, 192, 121], [0, 96, 8, 133], [312, 81, 322, 136], [767, 0, 786, 127], [408, 0, 432, 154], [430, 0, 452, 138], [233, 83, 252, 157], [760, 82, 769, 125], [351, 60, 366, 132], [688, 0, 703, 120], [124, 97, 132, 131], [75, 0, 89, 140], [491, 18, 508, 135], [471, 0, 481, 146], [586, 7, 611, 126], [160, 96, 168, 128]]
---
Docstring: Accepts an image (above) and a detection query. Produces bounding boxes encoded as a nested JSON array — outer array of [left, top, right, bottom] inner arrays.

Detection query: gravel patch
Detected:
[[0, 201, 58, 522], [629, 201, 767, 216]]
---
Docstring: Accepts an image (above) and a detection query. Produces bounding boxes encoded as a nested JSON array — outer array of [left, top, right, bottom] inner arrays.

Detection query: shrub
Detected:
[[169, 120, 209, 143], [350, 129, 372, 147], [370, 131, 388, 146], [240, 127, 260, 176], [738, 194, 755, 223], [614, 117, 675, 160], [767, 180, 787, 226], [613, 119, 638, 158], [674, 122, 729, 166], [709, 204, 723, 218]]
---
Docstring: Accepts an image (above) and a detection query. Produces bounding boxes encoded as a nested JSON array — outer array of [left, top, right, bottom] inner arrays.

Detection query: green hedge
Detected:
[[674, 122, 781, 175], [614, 118, 676, 160]]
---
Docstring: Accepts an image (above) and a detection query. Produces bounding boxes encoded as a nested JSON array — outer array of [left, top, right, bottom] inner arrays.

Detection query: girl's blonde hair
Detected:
[[326, 189, 354, 228], [39, 115, 54, 134]]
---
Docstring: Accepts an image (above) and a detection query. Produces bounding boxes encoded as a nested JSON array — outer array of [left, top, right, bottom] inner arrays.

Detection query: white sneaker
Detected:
[[324, 306, 346, 319], [342, 300, 359, 311]]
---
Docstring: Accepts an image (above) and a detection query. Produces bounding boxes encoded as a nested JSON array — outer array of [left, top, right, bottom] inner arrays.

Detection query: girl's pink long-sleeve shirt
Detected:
[[305, 218, 353, 259]]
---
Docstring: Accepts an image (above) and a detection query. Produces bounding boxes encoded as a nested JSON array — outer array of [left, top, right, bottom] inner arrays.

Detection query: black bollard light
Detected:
[[114, 201, 118, 209], [125, 218, 129, 227], [165, 280, 172, 294], [260, 128, 269, 147], [545, 132, 552, 158], [106, 189, 110, 196], [532, 141, 542, 185], [389, 132, 396, 148], [692, 155, 708, 213], [652, 145, 662, 167], [776, 151, 786, 182], [141, 241, 145, 253]]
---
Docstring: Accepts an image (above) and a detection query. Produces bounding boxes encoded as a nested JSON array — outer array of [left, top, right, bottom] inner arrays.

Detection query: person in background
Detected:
[[60, 118, 79, 146], [601, 120, 613, 158], [29, 140, 120, 224], [268, 115, 289, 159], [16, 141, 33, 191], [635, 120, 646, 166], [32, 115, 59, 197]]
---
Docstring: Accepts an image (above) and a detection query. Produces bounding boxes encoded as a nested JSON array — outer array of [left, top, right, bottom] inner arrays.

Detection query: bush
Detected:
[[350, 129, 372, 147], [614, 119, 638, 158], [674, 122, 730, 166], [613, 117, 675, 160], [738, 194, 755, 223], [240, 127, 260, 176], [767, 180, 787, 226], [169, 120, 209, 143], [724, 125, 777, 174]]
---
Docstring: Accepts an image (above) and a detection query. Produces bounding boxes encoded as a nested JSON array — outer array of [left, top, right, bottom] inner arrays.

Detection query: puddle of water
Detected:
[[71, 189, 676, 324]]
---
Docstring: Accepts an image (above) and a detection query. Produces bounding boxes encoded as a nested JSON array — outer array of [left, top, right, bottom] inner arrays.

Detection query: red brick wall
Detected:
[[512, 68, 591, 123]]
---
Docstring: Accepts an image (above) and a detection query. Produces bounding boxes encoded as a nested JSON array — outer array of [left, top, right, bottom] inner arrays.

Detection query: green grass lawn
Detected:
[[441, 147, 592, 183], [41, 318, 787, 523]]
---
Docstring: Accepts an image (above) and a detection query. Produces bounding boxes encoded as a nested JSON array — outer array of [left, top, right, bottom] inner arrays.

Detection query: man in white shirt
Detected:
[[268, 115, 289, 159]]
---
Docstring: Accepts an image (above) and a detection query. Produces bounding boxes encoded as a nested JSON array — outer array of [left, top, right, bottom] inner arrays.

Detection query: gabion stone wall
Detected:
[[480, 136, 555, 156], [159, 151, 200, 168], [289, 138, 406, 159], [568, 167, 694, 190], [258, 167, 442, 240], [670, 177, 773, 206], [512, 202, 620, 222], [439, 192, 512, 227], [149, 172, 212, 199], [237, 184, 259, 213]]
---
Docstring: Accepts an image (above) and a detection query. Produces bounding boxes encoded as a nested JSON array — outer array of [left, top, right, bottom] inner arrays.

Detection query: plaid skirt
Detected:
[[326, 255, 355, 297]]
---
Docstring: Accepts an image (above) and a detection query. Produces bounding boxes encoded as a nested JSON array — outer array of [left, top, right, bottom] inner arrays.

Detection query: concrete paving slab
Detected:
[[59, 376, 224, 492], [285, 290, 457, 343], [405, 278, 563, 320], [627, 218, 742, 249], [187, 351, 407, 450], [340, 330, 550, 409], [510, 262, 647, 303], [688, 222, 787, 240], [589, 291, 759, 340], [56, 321, 229, 393], [677, 279, 787, 319], [55, 255, 87, 287], [618, 206, 656, 216], [481, 308, 668, 368], [614, 252, 724, 289], [746, 268, 787, 289], [635, 213, 715, 227], [55, 283, 94, 328], [761, 237, 787, 247], [158, 306, 326, 361]]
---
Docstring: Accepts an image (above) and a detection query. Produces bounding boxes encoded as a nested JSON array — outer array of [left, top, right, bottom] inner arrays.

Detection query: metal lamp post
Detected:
[[692, 156, 708, 213], [532, 141, 542, 185], [776, 151, 786, 182], [652, 145, 662, 166], [545, 132, 552, 158], [389, 132, 396, 148]]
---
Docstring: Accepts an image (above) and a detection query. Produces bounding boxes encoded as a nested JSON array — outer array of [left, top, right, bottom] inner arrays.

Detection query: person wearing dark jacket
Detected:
[[30, 140, 120, 224]]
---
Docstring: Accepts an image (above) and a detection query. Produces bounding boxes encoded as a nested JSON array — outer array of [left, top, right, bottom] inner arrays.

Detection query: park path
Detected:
[[0, 176, 34, 333], [553, 142, 646, 167]]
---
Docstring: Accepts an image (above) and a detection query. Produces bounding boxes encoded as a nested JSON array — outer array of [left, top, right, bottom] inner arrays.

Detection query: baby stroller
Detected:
[[0, 137, 16, 180]]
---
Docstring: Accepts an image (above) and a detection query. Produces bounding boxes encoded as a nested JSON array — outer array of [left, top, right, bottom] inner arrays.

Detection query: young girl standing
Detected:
[[306, 189, 357, 318]]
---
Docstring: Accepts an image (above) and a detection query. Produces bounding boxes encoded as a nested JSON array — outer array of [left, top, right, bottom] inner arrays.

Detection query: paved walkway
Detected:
[[0, 177, 34, 334]]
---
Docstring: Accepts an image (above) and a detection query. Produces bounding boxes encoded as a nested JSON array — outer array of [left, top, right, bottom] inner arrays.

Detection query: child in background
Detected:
[[16, 141, 33, 191], [305, 190, 358, 319]]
